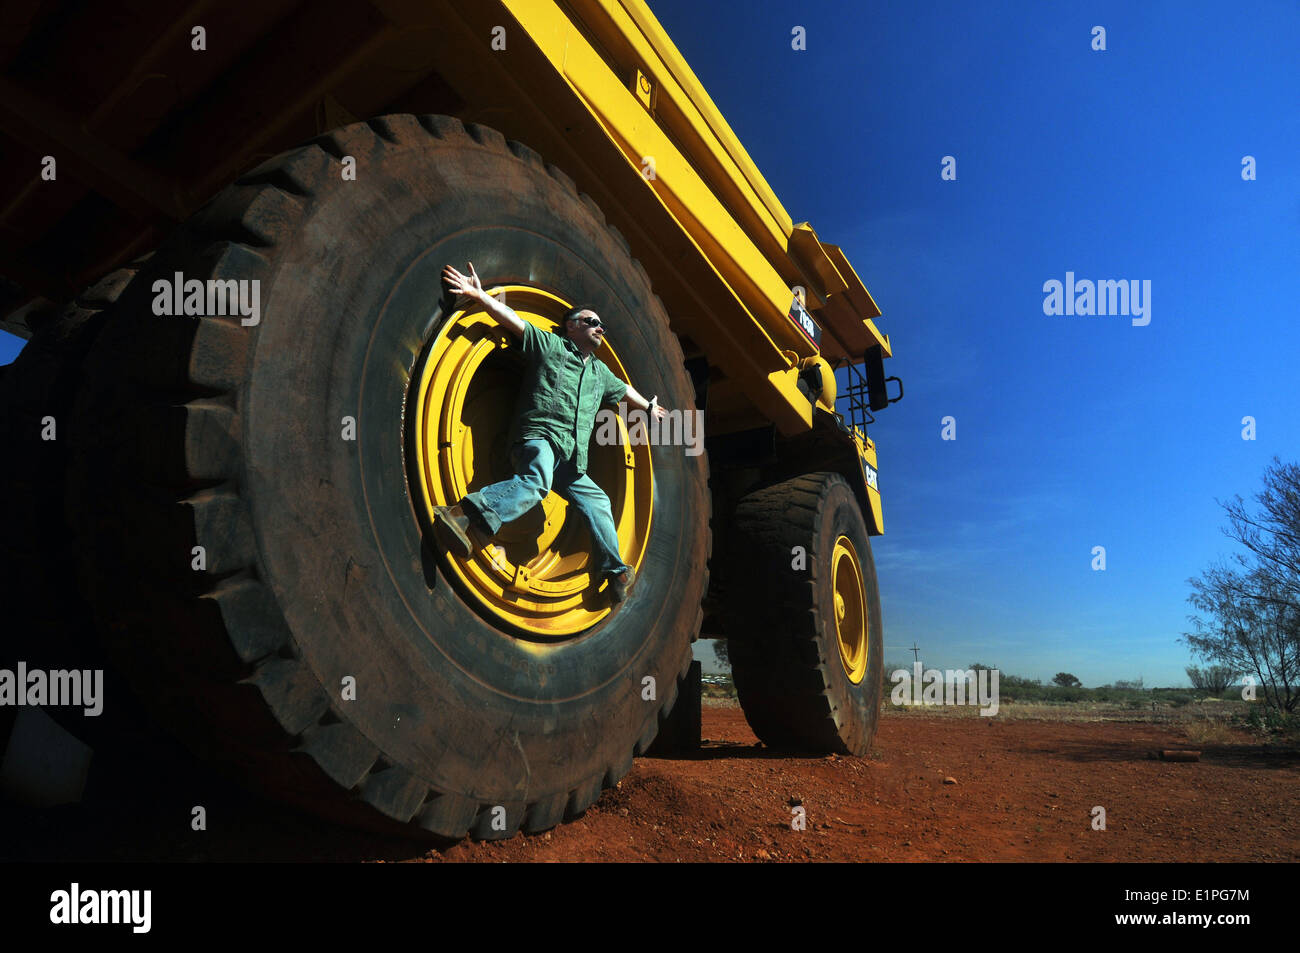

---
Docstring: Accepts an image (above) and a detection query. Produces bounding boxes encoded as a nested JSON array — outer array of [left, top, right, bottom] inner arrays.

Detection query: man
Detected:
[[434, 262, 667, 603]]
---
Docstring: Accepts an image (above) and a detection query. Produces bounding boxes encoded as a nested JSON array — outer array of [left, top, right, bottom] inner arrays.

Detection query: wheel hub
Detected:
[[831, 535, 868, 683], [408, 286, 654, 637]]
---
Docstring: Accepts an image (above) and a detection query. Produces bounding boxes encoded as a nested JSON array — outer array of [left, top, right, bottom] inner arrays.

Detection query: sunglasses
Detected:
[[570, 315, 603, 328]]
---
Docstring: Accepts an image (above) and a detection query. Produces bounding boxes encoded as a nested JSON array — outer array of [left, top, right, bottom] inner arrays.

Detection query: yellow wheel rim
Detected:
[[832, 535, 868, 683], [409, 286, 653, 637]]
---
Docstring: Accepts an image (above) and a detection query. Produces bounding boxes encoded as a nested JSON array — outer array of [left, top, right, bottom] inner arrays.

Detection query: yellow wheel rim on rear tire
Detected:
[[832, 535, 868, 683], [409, 286, 653, 638]]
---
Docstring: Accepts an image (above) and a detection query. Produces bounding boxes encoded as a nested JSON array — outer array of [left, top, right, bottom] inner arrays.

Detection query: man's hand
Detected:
[[626, 385, 668, 419], [441, 261, 526, 338], [442, 262, 484, 300]]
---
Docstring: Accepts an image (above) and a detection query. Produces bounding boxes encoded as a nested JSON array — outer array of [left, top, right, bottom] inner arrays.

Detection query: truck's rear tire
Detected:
[[63, 115, 709, 839], [725, 472, 883, 754]]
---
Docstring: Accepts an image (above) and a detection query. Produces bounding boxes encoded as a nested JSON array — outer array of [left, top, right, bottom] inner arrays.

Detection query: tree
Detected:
[[1052, 672, 1081, 688], [1183, 459, 1300, 713], [712, 639, 730, 669], [1222, 458, 1300, 607], [1184, 562, 1299, 712], [1186, 664, 1236, 696], [1002, 673, 1041, 688]]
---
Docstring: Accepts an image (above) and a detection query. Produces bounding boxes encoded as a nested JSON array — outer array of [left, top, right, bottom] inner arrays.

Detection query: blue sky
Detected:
[[649, 0, 1300, 684], [4, 1, 1295, 687]]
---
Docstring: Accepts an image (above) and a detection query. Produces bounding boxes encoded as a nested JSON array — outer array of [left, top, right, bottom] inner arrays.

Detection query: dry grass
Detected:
[[882, 699, 1253, 726], [1183, 718, 1239, 745], [701, 695, 740, 709]]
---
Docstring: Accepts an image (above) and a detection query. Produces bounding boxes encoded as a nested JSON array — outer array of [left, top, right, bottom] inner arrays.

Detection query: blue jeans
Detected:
[[463, 438, 631, 577]]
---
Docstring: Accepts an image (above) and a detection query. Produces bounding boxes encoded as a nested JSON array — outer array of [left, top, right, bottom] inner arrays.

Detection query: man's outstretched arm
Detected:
[[442, 262, 527, 338]]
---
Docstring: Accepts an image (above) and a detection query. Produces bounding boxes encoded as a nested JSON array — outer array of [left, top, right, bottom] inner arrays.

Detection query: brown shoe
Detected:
[[607, 567, 634, 604], [433, 503, 475, 558]]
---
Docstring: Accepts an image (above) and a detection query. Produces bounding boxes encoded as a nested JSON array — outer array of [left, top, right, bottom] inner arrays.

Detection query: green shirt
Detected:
[[509, 321, 629, 474]]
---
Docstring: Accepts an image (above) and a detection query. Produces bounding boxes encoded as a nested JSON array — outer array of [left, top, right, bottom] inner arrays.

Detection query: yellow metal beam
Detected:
[[790, 224, 850, 300], [491, 0, 890, 434], [507, 1, 812, 353], [582, 0, 887, 359], [580, 0, 795, 249], [501, 0, 816, 432]]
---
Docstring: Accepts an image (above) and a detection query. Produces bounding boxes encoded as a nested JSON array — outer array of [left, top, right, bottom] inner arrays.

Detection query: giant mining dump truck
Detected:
[[0, 0, 901, 840]]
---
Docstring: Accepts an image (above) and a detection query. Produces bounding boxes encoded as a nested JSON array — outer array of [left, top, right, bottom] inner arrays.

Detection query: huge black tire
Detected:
[[63, 114, 709, 839], [725, 472, 883, 754]]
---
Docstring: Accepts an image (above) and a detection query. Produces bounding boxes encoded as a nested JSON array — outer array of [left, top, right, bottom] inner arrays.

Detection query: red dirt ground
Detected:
[[5, 706, 1297, 862], [433, 706, 1300, 863]]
